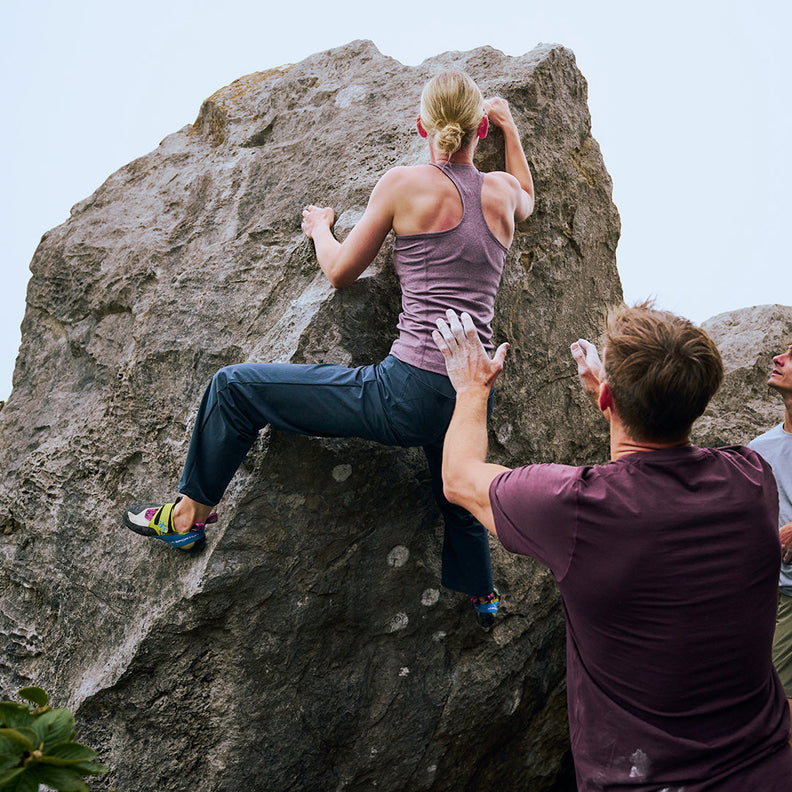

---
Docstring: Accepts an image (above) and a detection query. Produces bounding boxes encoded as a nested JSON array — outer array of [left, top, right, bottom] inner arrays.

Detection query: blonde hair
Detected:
[[420, 71, 485, 155]]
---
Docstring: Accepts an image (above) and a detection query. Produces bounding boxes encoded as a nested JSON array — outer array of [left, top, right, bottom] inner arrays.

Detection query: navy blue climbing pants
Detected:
[[179, 354, 493, 596]]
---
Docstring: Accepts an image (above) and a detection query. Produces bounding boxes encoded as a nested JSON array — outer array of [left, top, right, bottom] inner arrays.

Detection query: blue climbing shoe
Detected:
[[472, 590, 500, 629], [123, 501, 217, 552]]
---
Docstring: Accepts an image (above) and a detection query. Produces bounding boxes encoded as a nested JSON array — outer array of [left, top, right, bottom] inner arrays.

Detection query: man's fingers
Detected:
[[449, 310, 484, 350], [435, 317, 456, 346], [579, 339, 602, 368], [570, 342, 589, 376], [432, 329, 452, 357], [493, 342, 510, 367], [434, 309, 512, 392], [438, 308, 507, 365], [446, 309, 465, 340], [483, 343, 510, 386], [571, 339, 603, 375], [571, 338, 594, 361], [460, 312, 479, 343]]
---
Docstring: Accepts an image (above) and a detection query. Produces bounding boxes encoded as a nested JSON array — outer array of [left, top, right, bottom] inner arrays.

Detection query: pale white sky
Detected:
[[1, 0, 789, 400]]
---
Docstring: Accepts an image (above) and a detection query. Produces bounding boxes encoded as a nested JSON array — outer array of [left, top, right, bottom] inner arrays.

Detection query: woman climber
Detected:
[[123, 70, 534, 627]]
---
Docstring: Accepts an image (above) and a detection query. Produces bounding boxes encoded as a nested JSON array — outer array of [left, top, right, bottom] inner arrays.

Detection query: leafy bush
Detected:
[[0, 687, 107, 791]]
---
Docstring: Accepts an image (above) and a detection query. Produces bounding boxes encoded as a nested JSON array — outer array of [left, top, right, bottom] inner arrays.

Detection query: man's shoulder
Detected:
[[499, 460, 590, 479], [490, 462, 588, 565], [692, 442, 773, 469], [748, 423, 786, 450], [492, 461, 598, 498]]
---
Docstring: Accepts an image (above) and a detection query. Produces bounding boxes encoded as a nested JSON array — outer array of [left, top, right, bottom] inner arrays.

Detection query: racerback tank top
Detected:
[[388, 162, 509, 376]]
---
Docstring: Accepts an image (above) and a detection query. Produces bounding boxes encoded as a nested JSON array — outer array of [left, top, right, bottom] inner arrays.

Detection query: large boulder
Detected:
[[0, 41, 621, 791], [693, 304, 792, 447]]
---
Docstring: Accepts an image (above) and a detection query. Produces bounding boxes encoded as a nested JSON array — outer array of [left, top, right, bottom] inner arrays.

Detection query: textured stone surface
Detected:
[[0, 41, 622, 791], [693, 304, 792, 447]]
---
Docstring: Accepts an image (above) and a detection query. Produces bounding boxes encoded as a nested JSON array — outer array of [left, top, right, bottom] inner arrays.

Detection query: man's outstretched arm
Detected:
[[432, 310, 511, 533]]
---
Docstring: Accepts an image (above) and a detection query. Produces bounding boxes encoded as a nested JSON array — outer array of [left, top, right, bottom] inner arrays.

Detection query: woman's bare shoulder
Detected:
[[483, 170, 521, 190], [375, 164, 442, 193], [482, 170, 525, 204], [381, 164, 437, 180]]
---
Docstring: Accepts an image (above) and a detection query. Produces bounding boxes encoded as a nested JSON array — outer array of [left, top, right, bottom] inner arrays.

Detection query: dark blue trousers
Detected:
[[179, 354, 493, 595]]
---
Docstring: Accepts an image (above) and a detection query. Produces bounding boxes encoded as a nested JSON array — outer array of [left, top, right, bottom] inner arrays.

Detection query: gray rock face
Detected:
[[0, 41, 621, 791], [694, 304, 792, 447]]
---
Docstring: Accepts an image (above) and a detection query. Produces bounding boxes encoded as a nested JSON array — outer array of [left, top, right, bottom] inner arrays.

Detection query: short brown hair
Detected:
[[603, 302, 724, 443]]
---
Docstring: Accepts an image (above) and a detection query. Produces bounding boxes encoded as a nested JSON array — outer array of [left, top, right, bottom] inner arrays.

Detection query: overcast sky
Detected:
[[1, 0, 789, 401]]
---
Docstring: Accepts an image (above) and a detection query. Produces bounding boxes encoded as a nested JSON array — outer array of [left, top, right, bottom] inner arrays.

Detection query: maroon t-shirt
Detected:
[[490, 445, 792, 791]]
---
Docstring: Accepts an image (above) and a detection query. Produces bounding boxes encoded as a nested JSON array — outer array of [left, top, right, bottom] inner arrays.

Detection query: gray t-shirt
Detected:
[[749, 423, 792, 593]]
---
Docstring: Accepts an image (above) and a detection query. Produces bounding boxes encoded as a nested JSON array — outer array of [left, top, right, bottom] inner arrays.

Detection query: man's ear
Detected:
[[477, 115, 489, 139], [417, 116, 428, 138], [598, 382, 614, 414]]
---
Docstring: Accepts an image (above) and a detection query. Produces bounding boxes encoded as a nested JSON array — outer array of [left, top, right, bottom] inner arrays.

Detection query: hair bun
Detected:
[[437, 122, 464, 154]]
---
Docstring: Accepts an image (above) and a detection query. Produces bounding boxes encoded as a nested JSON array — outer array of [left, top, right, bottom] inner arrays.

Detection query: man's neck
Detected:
[[609, 419, 689, 460], [771, 386, 792, 432]]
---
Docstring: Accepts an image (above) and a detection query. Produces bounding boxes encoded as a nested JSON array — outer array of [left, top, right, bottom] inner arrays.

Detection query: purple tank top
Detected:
[[389, 163, 509, 376]]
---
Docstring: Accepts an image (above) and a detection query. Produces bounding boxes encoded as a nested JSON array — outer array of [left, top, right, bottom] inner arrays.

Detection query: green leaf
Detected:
[[0, 706, 32, 730], [0, 731, 34, 754], [0, 735, 25, 765], [13, 731, 37, 750], [0, 767, 24, 786], [42, 743, 96, 763], [0, 757, 21, 775], [29, 764, 88, 791], [30, 710, 73, 752], [15, 691, 47, 710], [2, 769, 38, 792], [71, 761, 107, 776]]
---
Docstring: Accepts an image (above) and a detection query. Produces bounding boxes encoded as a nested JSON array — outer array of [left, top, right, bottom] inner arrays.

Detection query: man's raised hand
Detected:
[[571, 339, 604, 402], [432, 310, 509, 393]]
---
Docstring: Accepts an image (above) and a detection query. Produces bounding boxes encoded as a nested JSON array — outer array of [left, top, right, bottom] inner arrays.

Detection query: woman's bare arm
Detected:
[[302, 170, 400, 288], [484, 97, 534, 221]]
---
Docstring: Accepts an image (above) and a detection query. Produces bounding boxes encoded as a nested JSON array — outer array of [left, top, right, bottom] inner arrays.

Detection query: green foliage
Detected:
[[16, 692, 47, 711], [0, 688, 107, 791]]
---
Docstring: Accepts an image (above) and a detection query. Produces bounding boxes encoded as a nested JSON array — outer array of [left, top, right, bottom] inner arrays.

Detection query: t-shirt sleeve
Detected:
[[489, 463, 580, 580]]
